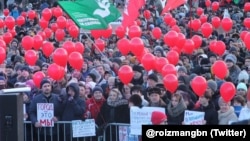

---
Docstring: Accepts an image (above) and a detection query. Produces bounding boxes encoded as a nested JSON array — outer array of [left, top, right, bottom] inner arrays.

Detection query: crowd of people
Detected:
[[1, 0, 250, 141]]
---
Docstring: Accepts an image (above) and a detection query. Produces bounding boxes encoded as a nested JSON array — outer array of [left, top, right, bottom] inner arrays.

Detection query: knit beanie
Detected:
[[151, 111, 167, 125]]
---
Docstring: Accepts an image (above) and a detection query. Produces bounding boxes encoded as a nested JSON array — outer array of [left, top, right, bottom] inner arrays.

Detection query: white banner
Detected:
[[184, 110, 205, 125], [72, 119, 96, 137], [37, 103, 54, 127]]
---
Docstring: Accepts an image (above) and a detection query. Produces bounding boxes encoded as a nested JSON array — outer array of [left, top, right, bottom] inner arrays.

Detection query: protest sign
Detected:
[[72, 119, 96, 137], [37, 103, 54, 127], [184, 110, 205, 125]]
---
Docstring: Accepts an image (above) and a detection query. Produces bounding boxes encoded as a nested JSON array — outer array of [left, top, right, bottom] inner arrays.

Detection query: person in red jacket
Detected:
[[84, 86, 106, 120]]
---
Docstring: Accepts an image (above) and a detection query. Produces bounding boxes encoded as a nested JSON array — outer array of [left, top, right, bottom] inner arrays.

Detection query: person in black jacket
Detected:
[[29, 78, 64, 141], [196, 91, 219, 125], [60, 82, 85, 141]]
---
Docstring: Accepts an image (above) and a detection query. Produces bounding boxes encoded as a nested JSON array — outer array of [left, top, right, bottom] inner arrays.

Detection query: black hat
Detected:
[[132, 65, 143, 74], [92, 86, 103, 94], [21, 66, 31, 73], [148, 87, 161, 95], [112, 57, 122, 66], [40, 78, 51, 88], [88, 73, 96, 82], [177, 84, 188, 92], [147, 73, 158, 82], [129, 94, 142, 107]]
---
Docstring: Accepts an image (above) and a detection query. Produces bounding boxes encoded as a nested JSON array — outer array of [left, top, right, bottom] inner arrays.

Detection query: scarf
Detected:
[[167, 98, 187, 117]]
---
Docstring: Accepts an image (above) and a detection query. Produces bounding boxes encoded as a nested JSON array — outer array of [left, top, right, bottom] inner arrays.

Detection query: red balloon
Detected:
[[212, 2, 219, 11], [171, 25, 180, 33], [3, 9, 9, 16], [8, 28, 16, 37], [0, 47, 6, 64], [176, 33, 186, 50], [130, 37, 144, 56], [55, 29, 65, 41], [152, 27, 162, 39], [182, 39, 195, 54], [164, 30, 178, 47], [50, 23, 58, 32], [118, 65, 134, 85], [240, 31, 248, 41], [211, 16, 221, 29], [141, 53, 156, 71], [53, 7, 63, 18], [33, 71, 46, 88], [44, 28, 52, 38], [3, 32, 13, 44], [226, 0, 231, 3], [28, 10, 36, 19], [244, 2, 250, 12], [143, 10, 151, 19], [33, 35, 43, 50], [101, 25, 112, 38], [75, 42, 85, 54], [196, 7, 203, 16], [0, 40, 6, 50], [90, 30, 101, 39], [244, 33, 250, 50], [48, 63, 65, 81], [166, 50, 179, 65], [117, 38, 131, 55], [63, 41, 76, 55], [53, 48, 68, 67], [190, 76, 207, 97], [214, 41, 226, 56], [169, 18, 176, 27], [191, 35, 202, 49], [42, 8, 52, 21], [209, 40, 217, 53], [200, 15, 208, 24], [212, 60, 228, 79], [0, 19, 5, 28], [66, 19, 75, 30], [22, 36, 34, 50], [221, 18, 233, 32], [163, 74, 178, 93], [205, 0, 211, 7], [95, 38, 105, 52], [154, 57, 169, 73], [201, 22, 213, 38], [220, 82, 236, 102], [190, 19, 201, 31], [68, 25, 79, 38], [56, 16, 67, 29], [5, 16, 15, 29], [115, 25, 126, 38], [68, 52, 83, 71], [39, 18, 49, 29], [25, 50, 38, 66], [128, 25, 142, 39], [244, 18, 250, 29], [16, 16, 25, 26], [42, 42, 54, 58], [21, 12, 27, 17], [164, 13, 173, 25], [37, 31, 46, 40], [162, 64, 177, 76]]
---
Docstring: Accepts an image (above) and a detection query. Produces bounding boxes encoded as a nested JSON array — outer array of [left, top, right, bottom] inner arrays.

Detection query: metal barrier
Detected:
[[24, 121, 99, 141], [102, 123, 140, 141]]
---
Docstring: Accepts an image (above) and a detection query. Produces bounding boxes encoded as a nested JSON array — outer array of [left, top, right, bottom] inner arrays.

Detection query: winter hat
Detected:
[[25, 79, 35, 89], [112, 57, 122, 66], [151, 111, 167, 125], [87, 73, 96, 82], [238, 70, 249, 83], [132, 65, 143, 74], [178, 66, 187, 73], [177, 84, 188, 92], [224, 54, 237, 64], [237, 83, 247, 92], [92, 86, 103, 94], [148, 87, 161, 95], [207, 80, 218, 92], [21, 66, 31, 73], [147, 73, 158, 82], [40, 78, 51, 88], [35, 60, 43, 68], [154, 46, 164, 56]]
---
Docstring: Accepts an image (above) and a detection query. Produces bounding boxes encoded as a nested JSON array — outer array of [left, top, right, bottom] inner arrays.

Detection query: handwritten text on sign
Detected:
[[130, 106, 165, 135], [184, 110, 205, 125], [37, 103, 54, 127], [72, 119, 96, 138]]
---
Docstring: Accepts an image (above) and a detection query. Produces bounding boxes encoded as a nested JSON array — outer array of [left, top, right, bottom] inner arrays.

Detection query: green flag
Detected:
[[58, 0, 121, 30]]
